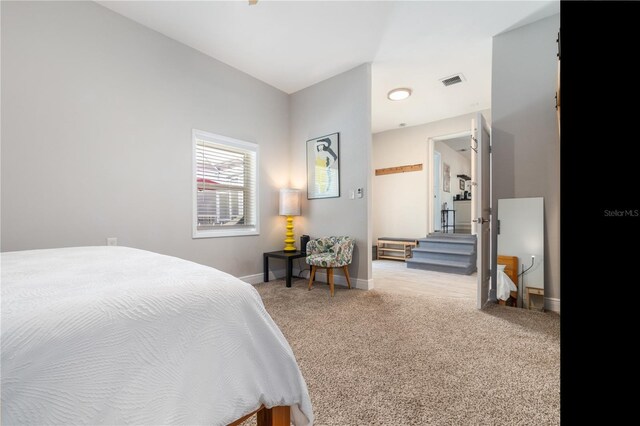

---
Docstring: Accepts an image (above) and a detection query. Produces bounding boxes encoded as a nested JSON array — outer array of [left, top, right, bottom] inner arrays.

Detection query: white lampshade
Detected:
[[279, 188, 300, 216]]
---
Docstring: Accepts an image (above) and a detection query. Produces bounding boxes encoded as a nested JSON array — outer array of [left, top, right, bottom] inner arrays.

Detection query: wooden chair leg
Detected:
[[328, 268, 334, 297], [308, 265, 316, 290], [343, 266, 351, 289]]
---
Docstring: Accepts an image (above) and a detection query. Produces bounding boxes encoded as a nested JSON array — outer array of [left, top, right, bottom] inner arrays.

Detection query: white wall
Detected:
[[372, 110, 489, 240], [492, 14, 560, 309], [0, 1, 291, 278], [434, 141, 470, 211], [497, 197, 545, 292], [289, 64, 373, 287]]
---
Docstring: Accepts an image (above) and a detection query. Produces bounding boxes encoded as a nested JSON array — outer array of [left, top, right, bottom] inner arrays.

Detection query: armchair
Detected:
[[305, 236, 355, 297]]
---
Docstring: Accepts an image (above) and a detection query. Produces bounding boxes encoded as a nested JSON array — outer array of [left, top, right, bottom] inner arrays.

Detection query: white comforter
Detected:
[[1, 246, 313, 425]]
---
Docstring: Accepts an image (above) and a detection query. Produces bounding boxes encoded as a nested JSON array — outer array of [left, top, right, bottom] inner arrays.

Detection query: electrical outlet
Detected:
[[107, 237, 118, 246]]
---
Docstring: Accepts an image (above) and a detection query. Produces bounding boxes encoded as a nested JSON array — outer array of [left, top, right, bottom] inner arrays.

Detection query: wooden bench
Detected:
[[376, 237, 418, 261]]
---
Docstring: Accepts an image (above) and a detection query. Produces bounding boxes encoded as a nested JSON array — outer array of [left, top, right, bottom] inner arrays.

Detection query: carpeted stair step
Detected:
[[418, 236, 476, 244], [413, 246, 474, 255], [425, 232, 476, 239], [407, 257, 470, 268], [411, 251, 474, 263], [419, 241, 476, 252], [406, 257, 476, 275], [409, 233, 477, 275]]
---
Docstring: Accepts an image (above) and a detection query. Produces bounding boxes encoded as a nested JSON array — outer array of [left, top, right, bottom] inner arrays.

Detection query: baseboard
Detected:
[[239, 269, 285, 285], [356, 278, 374, 290], [544, 297, 560, 313], [240, 268, 373, 290], [301, 269, 374, 290]]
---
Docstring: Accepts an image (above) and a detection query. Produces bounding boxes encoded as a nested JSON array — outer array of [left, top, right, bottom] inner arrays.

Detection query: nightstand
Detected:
[[263, 250, 306, 288], [526, 287, 544, 311]]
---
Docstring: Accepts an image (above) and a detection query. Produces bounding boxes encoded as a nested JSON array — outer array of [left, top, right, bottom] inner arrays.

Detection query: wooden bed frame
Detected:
[[228, 405, 290, 426], [497, 255, 518, 306]]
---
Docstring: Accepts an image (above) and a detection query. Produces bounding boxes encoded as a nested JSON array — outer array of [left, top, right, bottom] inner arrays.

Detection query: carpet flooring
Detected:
[[249, 280, 560, 425]]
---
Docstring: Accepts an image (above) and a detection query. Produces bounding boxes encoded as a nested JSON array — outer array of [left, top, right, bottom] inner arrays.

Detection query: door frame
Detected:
[[427, 131, 472, 234], [432, 150, 441, 232]]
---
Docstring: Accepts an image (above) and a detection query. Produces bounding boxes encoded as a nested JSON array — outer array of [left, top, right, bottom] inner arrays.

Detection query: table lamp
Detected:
[[279, 188, 301, 252]]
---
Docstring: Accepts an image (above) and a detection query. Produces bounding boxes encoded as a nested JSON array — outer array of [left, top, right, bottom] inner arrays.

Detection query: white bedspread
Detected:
[[1, 246, 313, 425]]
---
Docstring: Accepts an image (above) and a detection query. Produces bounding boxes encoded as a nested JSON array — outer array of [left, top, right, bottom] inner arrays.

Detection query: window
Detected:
[[192, 129, 259, 238]]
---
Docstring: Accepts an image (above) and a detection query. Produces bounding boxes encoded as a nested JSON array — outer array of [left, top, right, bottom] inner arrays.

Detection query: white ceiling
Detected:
[[98, 0, 559, 134], [442, 135, 472, 160]]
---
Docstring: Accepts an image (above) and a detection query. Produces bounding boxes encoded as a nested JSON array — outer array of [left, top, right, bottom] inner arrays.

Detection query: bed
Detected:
[[497, 255, 519, 306], [1, 246, 314, 426]]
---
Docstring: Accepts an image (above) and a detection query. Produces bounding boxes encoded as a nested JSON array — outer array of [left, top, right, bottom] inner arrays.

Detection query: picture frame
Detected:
[[307, 132, 340, 199], [443, 162, 451, 193], [459, 178, 465, 190]]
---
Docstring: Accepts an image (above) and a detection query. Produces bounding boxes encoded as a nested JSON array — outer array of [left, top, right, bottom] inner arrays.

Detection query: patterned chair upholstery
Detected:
[[306, 236, 355, 297]]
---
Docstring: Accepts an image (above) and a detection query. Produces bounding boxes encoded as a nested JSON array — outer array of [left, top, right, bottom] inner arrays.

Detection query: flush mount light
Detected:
[[387, 88, 412, 101]]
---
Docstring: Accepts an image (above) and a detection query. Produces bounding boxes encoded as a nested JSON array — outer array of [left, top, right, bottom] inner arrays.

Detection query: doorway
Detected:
[[428, 131, 472, 234], [423, 112, 492, 310], [371, 114, 492, 309]]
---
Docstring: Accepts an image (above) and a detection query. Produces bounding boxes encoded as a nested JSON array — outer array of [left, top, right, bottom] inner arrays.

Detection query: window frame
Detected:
[[192, 129, 260, 239]]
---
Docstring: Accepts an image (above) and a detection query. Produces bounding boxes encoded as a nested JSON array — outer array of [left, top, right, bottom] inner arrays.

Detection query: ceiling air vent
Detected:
[[439, 74, 465, 87]]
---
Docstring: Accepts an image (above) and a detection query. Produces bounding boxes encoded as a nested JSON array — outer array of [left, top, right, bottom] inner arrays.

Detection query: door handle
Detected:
[[472, 217, 489, 224]]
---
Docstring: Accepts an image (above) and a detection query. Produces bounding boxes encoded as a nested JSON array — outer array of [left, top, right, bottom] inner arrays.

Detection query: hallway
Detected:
[[372, 259, 476, 299]]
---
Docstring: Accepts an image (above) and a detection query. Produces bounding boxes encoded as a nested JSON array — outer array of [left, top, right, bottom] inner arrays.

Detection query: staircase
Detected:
[[406, 233, 477, 275]]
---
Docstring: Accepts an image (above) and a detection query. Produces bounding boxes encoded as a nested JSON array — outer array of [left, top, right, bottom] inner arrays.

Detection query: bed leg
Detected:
[[257, 406, 290, 426]]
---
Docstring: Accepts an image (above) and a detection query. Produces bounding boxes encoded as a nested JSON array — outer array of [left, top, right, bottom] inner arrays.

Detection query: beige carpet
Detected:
[[248, 280, 559, 425]]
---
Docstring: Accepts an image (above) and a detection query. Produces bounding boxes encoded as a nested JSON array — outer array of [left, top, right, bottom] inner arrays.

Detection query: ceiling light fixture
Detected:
[[387, 88, 412, 101]]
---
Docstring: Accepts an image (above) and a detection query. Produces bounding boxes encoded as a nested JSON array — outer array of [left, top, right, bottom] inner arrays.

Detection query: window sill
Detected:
[[192, 227, 259, 239]]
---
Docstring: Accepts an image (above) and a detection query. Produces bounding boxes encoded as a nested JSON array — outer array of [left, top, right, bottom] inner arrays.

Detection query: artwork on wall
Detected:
[[307, 133, 340, 199], [459, 178, 465, 190], [443, 162, 451, 193]]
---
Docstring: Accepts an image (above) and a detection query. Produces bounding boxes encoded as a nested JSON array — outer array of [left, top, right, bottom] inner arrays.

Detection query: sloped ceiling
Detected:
[[98, 0, 559, 133]]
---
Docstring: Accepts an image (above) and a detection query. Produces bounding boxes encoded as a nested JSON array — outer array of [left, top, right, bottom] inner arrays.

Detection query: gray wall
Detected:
[[0, 1, 291, 278], [491, 14, 560, 306], [289, 64, 373, 286]]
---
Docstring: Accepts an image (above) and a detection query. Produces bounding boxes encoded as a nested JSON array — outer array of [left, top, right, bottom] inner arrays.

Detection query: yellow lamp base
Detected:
[[283, 215, 297, 252]]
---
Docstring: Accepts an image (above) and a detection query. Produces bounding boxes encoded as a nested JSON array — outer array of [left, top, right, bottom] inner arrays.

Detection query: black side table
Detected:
[[441, 209, 456, 233], [263, 250, 307, 287]]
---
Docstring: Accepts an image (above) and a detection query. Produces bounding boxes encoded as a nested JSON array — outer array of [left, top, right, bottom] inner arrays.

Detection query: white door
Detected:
[[472, 113, 491, 309], [433, 151, 441, 232]]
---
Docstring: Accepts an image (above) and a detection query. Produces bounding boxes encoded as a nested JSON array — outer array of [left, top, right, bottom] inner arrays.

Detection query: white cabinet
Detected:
[[453, 200, 471, 233]]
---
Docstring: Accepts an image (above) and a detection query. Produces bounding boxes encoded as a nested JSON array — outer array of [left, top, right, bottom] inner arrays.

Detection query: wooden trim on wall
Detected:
[[375, 163, 423, 176]]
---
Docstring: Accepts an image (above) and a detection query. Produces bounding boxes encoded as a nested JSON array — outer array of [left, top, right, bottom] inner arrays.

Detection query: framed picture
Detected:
[[459, 179, 465, 190], [443, 162, 451, 193], [307, 132, 340, 199]]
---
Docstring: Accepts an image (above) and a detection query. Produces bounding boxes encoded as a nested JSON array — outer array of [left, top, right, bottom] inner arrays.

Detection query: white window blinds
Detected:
[[193, 130, 259, 238]]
